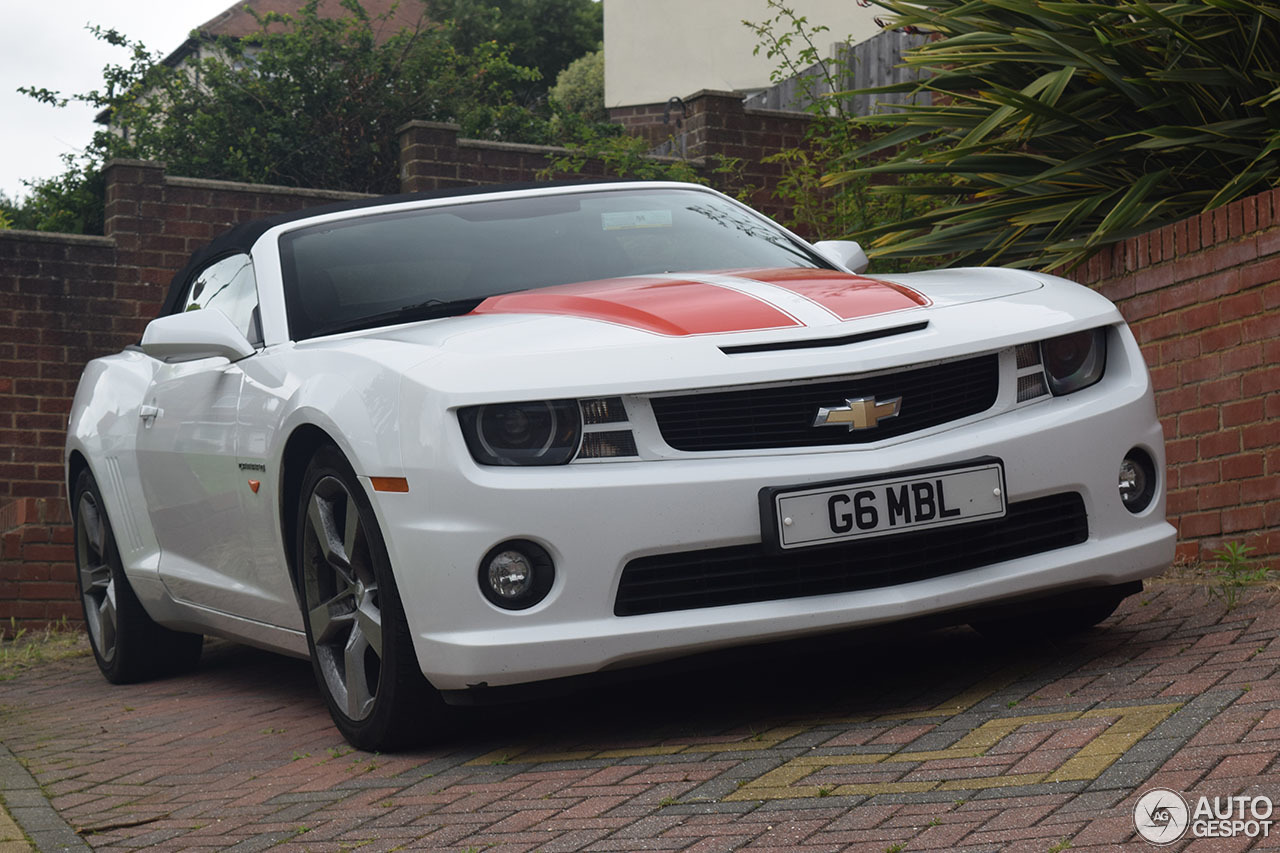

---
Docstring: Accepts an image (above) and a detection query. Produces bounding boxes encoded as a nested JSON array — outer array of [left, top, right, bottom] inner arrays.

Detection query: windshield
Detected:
[[278, 187, 829, 340]]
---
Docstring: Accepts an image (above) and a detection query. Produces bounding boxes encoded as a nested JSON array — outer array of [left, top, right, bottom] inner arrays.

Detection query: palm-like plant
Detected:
[[831, 0, 1280, 269]]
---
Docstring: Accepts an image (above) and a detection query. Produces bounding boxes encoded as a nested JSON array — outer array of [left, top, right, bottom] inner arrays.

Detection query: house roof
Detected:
[[97, 0, 432, 123], [192, 0, 429, 43]]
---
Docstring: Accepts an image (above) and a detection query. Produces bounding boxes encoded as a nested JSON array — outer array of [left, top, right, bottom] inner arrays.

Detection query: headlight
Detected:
[[458, 400, 581, 466], [1041, 328, 1107, 396]]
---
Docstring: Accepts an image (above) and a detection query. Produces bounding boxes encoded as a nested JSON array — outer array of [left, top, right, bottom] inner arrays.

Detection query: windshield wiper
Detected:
[[307, 297, 485, 338]]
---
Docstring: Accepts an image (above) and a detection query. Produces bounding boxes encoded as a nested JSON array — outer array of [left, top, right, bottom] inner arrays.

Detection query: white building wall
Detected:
[[603, 0, 882, 108]]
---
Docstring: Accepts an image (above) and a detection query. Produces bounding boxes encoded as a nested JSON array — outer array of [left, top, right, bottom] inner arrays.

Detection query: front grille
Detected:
[[615, 492, 1087, 616], [650, 353, 999, 452]]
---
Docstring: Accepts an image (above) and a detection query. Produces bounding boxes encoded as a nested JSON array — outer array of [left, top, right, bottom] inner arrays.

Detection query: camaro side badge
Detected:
[[813, 396, 902, 431]]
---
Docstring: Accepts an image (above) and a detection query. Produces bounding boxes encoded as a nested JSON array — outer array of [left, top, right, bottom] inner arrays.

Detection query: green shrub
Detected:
[[832, 0, 1280, 270]]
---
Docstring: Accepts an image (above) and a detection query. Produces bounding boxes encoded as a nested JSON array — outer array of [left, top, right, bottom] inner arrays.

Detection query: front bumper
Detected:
[[377, 331, 1175, 691]]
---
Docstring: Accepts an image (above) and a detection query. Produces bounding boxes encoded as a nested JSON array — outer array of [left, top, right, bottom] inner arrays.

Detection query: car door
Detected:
[[135, 253, 292, 625]]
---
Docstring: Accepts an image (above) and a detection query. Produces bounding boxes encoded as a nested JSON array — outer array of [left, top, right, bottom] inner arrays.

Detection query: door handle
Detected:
[[139, 404, 162, 426]]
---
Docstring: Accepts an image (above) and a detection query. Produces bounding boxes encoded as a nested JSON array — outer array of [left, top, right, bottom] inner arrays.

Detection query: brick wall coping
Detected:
[[619, 89, 815, 119], [164, 174, 375, 201], [456, 138, 581, 156], [743, 105, 815, 121], [454, 136, 692, 167], [396, 119, 463, 134], [0, 230, 115, 248], [1076, 187, 1279, 286], [103, 157, 164, 171], [684, 89, 743, 101]]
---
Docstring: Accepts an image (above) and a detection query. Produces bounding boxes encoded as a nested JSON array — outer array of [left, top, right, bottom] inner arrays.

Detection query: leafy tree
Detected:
[[833, 0, 1280, 270], [1, 156, 103, 234], [424, 0, 603, 103], [551, 49, 606, 123], [17, 0, 571, 232]]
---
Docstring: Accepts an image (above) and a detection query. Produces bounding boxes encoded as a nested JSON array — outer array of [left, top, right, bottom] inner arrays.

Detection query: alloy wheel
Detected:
[[301, 475, 384, 721], [76, 491, 118, 663]]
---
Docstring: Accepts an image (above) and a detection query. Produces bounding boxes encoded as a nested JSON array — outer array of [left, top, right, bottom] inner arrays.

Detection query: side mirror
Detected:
[[813, 240, 870, 275], [141, 309, 256, 363]]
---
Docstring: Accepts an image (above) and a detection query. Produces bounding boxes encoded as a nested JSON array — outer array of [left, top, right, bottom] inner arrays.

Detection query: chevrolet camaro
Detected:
[[65, 181, 1175, 749]]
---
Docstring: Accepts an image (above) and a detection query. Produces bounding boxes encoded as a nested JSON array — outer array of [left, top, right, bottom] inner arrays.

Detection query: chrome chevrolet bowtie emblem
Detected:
[[813, 396, 902, 431]]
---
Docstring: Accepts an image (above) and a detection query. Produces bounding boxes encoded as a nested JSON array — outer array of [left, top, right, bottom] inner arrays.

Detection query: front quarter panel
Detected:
[[235, 340, 432, 626]]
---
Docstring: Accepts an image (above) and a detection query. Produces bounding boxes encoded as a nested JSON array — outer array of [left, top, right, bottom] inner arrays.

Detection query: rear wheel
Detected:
[[73, 468, 203, 683], [297, 446, 448, 750]]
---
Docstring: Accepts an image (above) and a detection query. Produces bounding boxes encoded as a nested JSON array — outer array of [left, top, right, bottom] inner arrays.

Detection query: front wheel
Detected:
[[73, 468, 203, 683], [297, 446, 449, 751]]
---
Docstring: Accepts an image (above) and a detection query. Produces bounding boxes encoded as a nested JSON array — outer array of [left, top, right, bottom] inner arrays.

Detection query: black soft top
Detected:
[[157, 180, 622, 318]]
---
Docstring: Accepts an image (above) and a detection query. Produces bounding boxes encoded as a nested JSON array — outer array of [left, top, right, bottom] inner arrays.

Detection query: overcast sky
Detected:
[[1, 0, 236, 201]]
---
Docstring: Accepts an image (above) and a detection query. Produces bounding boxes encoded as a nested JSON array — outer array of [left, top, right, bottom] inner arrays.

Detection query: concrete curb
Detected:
[[0, 743, 88, 852]]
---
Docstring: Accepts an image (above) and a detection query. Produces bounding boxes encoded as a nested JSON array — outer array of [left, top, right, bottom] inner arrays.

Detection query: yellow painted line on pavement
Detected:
[[465, 667, 1033, 767], [727, 701, 1182, 801]]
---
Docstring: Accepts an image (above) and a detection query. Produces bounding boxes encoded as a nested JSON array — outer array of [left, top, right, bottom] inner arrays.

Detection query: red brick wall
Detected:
[[398, 121, 617, 190], [611, 91, 816, 224], [102, 159, 372, 326], [608, 103, 675, 144], [1076, 190, 1279, 566], [0, 498, 76, 633], [0, 231, 116, 502]]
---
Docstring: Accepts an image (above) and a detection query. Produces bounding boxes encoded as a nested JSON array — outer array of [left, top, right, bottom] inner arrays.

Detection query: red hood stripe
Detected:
[[471, 276, 802, 336], [737, 268, 930, 319]]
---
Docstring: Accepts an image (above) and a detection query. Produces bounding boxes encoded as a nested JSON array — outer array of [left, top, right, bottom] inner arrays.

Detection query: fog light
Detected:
[[479, 539, 554, 610], [1119, 448, 1156, 513], [488, 551, 533, 598]]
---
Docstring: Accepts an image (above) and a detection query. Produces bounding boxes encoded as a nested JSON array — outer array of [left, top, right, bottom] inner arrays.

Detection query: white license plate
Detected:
[[766, 461, 1006, 550]]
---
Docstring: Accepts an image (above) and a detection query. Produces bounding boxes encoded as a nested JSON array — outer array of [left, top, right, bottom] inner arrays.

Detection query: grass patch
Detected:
[[1151, 544, 1278, 608], [0, 618, 90, 681]]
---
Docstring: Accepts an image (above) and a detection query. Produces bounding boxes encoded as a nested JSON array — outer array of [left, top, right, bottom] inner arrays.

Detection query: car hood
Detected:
[[372, 267, 1040, 343], [345, 266, 1114, 399], [467, 268, 933, 336]]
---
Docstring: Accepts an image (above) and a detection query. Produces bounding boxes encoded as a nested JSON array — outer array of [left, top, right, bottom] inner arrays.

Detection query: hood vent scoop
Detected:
[[720, 321, 929, 355]]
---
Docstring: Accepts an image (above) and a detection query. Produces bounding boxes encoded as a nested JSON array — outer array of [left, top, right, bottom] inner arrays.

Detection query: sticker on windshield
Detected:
[[601, 210, 673, 231]]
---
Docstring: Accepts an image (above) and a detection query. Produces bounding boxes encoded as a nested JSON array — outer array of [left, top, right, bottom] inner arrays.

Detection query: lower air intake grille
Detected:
[[650, 353, 999, 451], [615, 492, 1087, 616]]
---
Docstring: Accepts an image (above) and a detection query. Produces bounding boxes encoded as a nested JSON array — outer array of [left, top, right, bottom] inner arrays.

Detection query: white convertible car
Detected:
[[66, 182, 1175, 749]]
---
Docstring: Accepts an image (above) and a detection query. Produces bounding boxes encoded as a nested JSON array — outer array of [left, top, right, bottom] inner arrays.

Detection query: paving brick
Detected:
[[1, 585, 1278, 852]]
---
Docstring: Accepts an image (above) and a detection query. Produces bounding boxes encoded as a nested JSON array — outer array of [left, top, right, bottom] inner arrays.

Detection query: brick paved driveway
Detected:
[[1, 581, 1278, 852]]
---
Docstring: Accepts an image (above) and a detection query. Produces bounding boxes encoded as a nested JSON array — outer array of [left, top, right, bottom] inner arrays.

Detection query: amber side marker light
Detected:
[[370, 477, 410, 493]]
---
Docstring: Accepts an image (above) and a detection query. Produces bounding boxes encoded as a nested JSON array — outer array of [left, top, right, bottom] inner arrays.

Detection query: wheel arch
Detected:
[[66, 450, 91, 499], [279, 423, 341, 600]]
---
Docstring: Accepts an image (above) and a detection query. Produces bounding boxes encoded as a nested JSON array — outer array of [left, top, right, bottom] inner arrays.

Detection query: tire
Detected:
[[73, 468, 203, 683], [296, 445, 449, 751], [969, 584, 1135, 641]]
